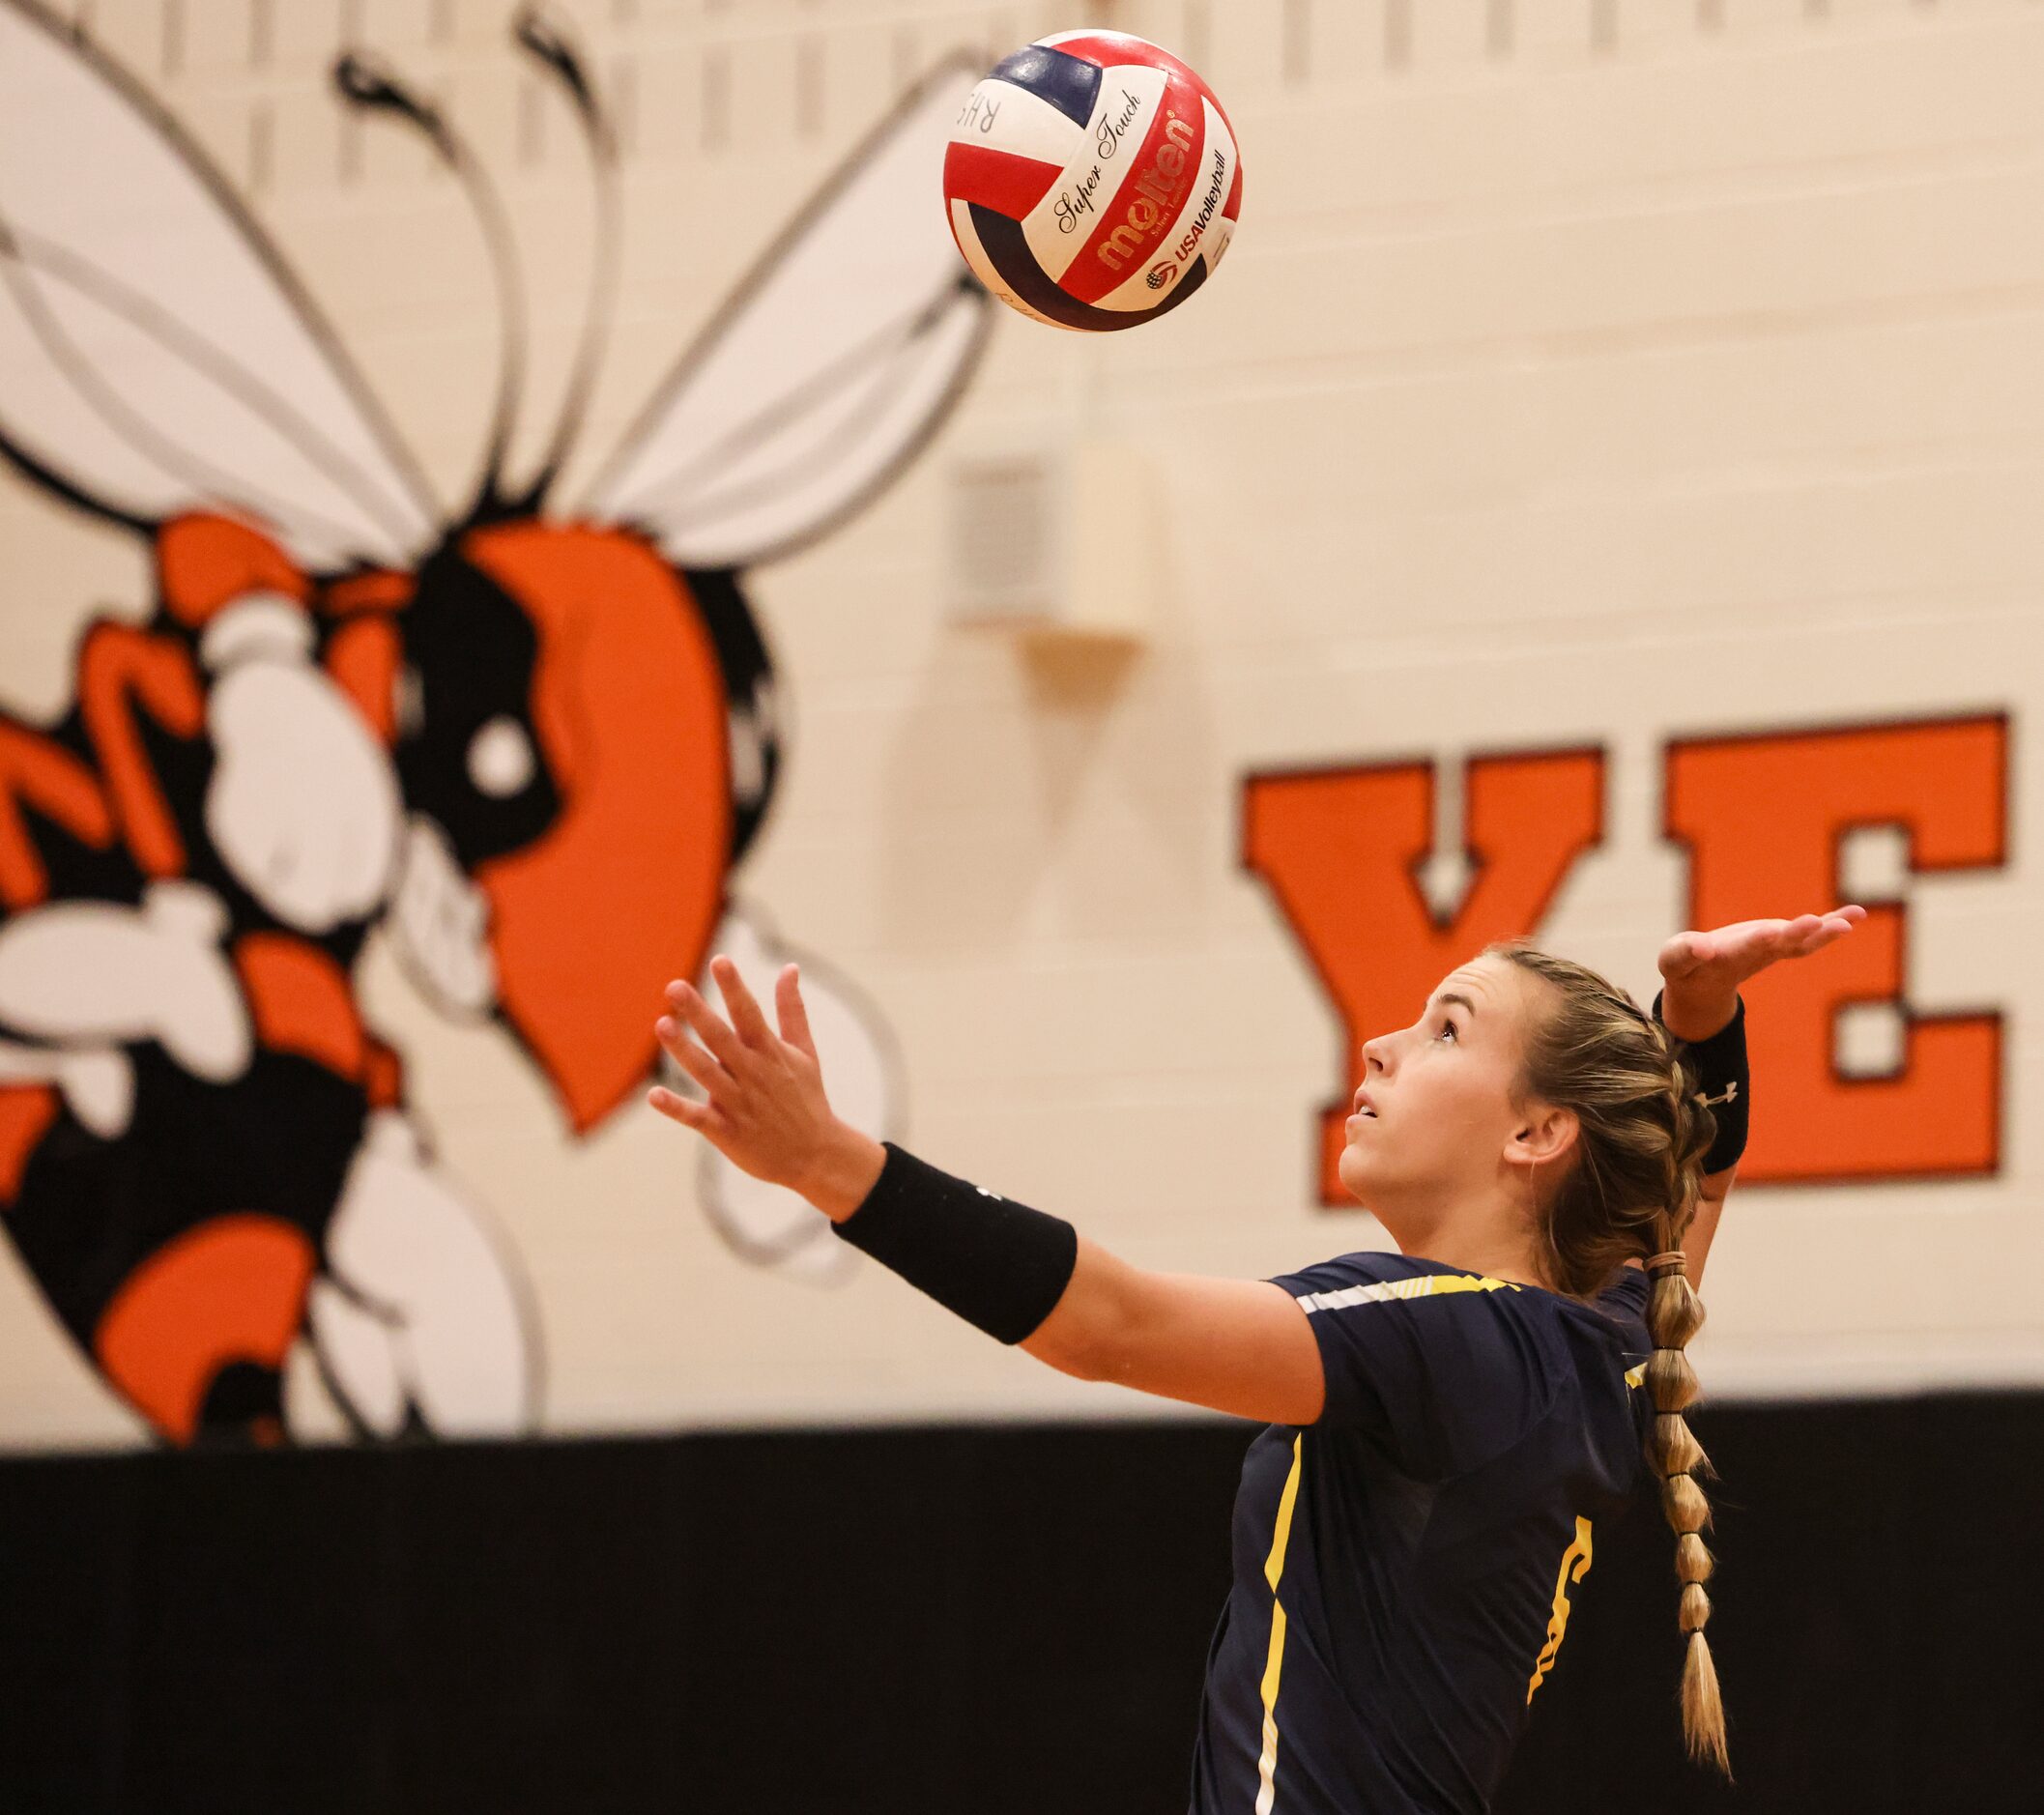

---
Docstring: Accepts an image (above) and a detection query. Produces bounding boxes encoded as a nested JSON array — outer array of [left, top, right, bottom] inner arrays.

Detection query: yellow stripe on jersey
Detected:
[[1254, 1433, 1305, 1815], [1525, 1515, 1595, 1705], [1293, 1272, 1519, 1316], [1625, 1362, 1647, 1389]]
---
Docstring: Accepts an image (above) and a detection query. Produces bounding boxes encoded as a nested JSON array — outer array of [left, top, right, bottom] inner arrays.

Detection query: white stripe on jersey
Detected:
[[1295, 1272, 1517, 1315]]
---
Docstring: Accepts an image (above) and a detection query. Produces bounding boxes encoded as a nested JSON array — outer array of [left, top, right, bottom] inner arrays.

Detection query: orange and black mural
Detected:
[[0, 1, 990, 1444]]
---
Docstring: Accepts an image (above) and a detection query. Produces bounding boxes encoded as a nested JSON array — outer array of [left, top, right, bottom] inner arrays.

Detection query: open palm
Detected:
[[1658, 905, 1867, 997]]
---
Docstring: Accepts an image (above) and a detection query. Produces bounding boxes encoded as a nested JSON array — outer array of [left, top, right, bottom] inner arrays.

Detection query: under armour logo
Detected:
[[1696, 1080, 1740, 1110]]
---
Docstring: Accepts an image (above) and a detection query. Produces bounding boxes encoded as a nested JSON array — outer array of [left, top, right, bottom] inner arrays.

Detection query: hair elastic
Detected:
[[1646, 1250, 1688, 1277]]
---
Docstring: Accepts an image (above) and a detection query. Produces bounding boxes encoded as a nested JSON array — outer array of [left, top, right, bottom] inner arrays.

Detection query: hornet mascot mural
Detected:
[[0, 0, 991, 1444]]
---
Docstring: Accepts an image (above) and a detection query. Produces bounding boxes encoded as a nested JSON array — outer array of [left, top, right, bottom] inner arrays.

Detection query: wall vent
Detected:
[[942, 435, 1157, 642]]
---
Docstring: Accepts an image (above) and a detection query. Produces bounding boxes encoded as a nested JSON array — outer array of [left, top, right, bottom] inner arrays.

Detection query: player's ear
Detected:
[[1506, 1102, 1579, 1172]]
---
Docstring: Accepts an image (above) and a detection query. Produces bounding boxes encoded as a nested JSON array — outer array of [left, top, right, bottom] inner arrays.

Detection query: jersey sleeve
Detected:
[[1596, 1266, 1655, 1397], [1270, 1256, 1550, 1481], [1596, 1266, 1651, 1321]]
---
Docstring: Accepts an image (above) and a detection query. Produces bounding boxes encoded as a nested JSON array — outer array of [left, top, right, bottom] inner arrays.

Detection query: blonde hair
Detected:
[[1487, 942, 1732, 1776]]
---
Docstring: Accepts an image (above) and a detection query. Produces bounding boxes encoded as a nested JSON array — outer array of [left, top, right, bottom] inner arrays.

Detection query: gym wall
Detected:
[[2, 2, 2040, 1811], [4, 0, 2038, 1449]]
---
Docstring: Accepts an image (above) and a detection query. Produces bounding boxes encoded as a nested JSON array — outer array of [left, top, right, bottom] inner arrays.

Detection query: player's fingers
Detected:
[[712, 954, 775, 1049], [1773, 912, 1824, 953], [666, 980, 748, 1072], [1802, 912, 1863, 954], [1657, 932, 1706, 978], [776, 965, 818, 1060], [647, 1083, 711, 1129], [1741, 914, 1807, 957], [655, 1016, 737, 1103], [1781, 905, 1863, 958], [647, 1085, 742, 1155]]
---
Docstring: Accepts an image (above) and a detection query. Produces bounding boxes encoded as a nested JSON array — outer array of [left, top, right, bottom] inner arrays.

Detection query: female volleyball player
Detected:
[[648, 905, 1863, 1811]]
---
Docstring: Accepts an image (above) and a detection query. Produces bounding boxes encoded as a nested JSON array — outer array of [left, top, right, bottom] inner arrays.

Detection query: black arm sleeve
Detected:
[[831, 1142, 1080, 1344], [1653, 992, 1750, 1173]]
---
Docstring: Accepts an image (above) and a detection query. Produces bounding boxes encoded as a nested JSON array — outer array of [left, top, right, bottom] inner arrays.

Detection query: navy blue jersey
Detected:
[[1188, 1253, 1654, 1815]]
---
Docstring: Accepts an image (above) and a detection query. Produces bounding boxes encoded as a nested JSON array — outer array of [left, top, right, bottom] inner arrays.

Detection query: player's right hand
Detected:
[[1656, 905, 1865, 1041]]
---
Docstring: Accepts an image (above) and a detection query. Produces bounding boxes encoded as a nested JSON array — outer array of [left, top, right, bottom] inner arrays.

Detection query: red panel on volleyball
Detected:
[[1060, 87, 1207, 304], [942, 142, 1066, 219]]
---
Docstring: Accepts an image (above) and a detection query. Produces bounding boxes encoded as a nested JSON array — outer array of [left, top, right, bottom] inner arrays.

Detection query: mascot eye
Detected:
[[466, 716, 537, 799]]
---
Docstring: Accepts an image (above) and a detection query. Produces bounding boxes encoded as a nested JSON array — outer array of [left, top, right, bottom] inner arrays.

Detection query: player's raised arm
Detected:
[[1653, 905, 1865, 1285], [648, 956, 1326, 1425]]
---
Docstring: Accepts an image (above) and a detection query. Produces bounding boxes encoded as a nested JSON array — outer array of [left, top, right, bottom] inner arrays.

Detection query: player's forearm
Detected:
[[1020, 1236, 1139, 1381], [1029, 1249, 1328, 1423], [823, 1162, 1154, 1385], [825, 1141, 1080, 1344], [1684, 1179, 1733, 1288], [829, 1156, 1326, 1422]]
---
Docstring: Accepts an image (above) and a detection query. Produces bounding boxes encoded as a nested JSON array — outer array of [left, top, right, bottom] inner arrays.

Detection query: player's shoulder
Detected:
[[1559, 1267, 1652, 1358], [1278, 1252, 1651, 1331], [1557, 1269, 1655, 1411], [1281, 1248, 1432, 1287], [1591, 1265, 1652, 1319], [1274, 1250, 1532, 1314]]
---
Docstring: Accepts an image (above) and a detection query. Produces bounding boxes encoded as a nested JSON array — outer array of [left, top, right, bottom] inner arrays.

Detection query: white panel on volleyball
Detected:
[[1094, 98, 1238, 314], [947, 200, 1074, 332], [1018, 64, 1169, 285], [966, 73, 1088, 168]]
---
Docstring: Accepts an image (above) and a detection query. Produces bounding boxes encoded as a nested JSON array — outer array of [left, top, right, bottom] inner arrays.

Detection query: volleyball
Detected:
[[941, 31, 1243, 331]]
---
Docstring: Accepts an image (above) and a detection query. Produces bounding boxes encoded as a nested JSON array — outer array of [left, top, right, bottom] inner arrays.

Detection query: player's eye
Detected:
[[1435, 1019, 1458, 1044], [467, 716, 537, 798]]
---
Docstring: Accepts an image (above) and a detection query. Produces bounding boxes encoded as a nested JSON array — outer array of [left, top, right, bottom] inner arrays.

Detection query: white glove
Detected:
[[202, 599, 403, 935]]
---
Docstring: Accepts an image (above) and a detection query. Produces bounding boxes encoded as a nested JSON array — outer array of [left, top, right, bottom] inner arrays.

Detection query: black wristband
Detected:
[[1653, 992, 1750, 1173], [831, 1142, 1080, 1344]]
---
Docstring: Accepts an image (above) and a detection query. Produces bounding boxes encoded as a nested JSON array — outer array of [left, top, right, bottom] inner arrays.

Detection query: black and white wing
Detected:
[[582, 56, 992, 570], [0, 0, 439, 570]]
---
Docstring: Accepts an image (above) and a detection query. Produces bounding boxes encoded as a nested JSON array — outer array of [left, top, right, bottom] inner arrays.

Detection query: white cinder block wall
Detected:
[[4, 0, 2041, 1447]]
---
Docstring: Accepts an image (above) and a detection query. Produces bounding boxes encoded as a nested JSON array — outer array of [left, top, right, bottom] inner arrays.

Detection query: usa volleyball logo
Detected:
[[941, 31, 1243, 332]]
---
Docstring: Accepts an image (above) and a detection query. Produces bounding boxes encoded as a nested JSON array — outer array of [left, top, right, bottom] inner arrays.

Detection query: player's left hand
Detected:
[[1656, 905, 1867, 1040], [648, 956, 886, 1221]]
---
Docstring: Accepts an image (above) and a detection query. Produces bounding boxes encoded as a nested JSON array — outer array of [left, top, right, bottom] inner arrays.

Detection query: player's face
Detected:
[[1337, 954, 1543, 1218]]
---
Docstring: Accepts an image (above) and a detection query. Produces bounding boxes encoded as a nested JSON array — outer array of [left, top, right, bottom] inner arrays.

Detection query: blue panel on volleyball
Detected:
[[966, 203, 1209, 332], [988, 43, 1103, 128]]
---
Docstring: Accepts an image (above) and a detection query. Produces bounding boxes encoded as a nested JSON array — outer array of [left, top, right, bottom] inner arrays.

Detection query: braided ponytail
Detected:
[[1646, 1246, 1728, 1772], [1489, 945, 1733, 1777], [1646, 1036, 1730, 1775]]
